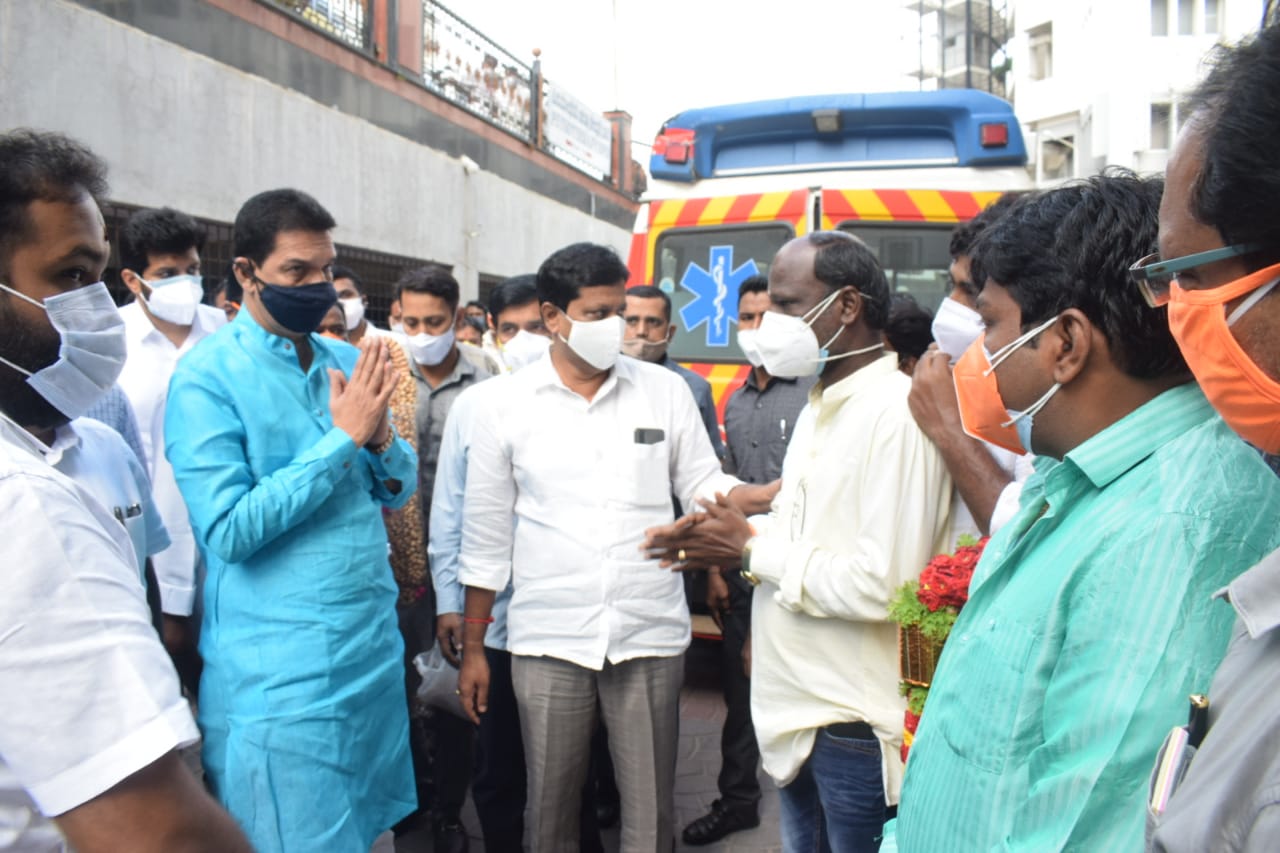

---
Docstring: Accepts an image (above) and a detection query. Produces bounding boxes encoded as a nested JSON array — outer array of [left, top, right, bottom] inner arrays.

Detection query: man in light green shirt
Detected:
[[895, 172, 1280, 852]]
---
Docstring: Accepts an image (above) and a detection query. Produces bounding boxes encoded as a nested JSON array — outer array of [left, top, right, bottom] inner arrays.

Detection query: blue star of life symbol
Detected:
[[678, 245, 760, 347]]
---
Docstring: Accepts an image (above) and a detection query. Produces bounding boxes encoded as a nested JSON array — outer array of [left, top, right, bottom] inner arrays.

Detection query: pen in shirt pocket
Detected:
[[780, 418, 787, 441]]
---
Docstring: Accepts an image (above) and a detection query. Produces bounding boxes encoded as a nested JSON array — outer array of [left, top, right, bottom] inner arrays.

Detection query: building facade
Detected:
[[0, 0, 638, 317]]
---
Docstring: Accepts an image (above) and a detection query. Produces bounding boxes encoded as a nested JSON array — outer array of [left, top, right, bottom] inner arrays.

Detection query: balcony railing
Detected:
[[273, 0, 370, 52], [271, 0, 617, 183]]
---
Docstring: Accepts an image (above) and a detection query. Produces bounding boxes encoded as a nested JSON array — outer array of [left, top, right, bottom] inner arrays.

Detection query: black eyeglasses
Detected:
[[1128, 244, 1259, 307]]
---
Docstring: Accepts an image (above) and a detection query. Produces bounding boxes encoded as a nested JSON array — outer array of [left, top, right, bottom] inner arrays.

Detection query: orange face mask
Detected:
[[1168, 261, 1280, 453], [952, 333, 1025, 455]]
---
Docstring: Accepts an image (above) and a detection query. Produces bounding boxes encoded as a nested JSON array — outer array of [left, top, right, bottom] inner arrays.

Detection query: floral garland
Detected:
[[888, 534, 988, 761]]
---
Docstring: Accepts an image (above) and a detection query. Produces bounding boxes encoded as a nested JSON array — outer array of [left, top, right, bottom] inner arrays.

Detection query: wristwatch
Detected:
[[740, 536, 761, 587]]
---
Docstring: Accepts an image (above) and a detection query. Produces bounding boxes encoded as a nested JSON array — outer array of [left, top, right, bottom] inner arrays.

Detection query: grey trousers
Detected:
[[512, 653, 684, 853]]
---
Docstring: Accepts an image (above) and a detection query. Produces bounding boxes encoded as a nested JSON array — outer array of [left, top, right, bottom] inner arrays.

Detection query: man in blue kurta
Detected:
[[895, 173, 1280, 852], [165, 189, 417, 852]]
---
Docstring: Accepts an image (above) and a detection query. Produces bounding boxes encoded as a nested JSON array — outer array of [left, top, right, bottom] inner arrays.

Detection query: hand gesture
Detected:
[[643, 492, 754, 571], [907, 346, 965, 444], [437, 613, 463, 667], [457, 648, 490, 725], [329, 337, 397, 447]]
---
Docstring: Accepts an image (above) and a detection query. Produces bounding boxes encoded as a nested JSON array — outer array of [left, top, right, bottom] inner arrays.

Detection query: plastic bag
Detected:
[[412, 644, 470, 720]]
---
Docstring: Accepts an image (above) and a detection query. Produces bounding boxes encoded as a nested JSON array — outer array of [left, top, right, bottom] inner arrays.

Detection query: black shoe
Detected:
[[595, 797, 620, 830], [433, 818, 470, 853], [681, 800, 760, 846]]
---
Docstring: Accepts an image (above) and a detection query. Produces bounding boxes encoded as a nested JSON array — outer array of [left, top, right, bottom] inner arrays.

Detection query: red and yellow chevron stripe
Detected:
[[819, 188, 1003, 230], [638, 190, 809, 284]]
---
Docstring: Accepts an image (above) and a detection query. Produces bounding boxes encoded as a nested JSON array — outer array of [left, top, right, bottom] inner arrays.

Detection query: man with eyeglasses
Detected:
[[893, 172, 1280, 853], [1139, 22, 1280, 853]]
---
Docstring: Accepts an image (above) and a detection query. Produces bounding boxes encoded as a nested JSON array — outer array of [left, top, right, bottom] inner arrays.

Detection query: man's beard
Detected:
[[0, 294, 69, 431]]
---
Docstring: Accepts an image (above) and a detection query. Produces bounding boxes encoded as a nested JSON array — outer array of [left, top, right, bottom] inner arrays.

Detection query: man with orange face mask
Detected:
[[1141, 22, 1280, 853], [894, 171, 1280, 853]]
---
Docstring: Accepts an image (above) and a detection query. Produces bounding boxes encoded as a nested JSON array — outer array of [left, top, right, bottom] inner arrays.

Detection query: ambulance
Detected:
[[627, 88, 1035, 421]]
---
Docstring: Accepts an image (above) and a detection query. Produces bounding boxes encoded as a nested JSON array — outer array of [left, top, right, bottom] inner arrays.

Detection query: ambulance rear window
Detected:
[[836, 222, 953, 313]]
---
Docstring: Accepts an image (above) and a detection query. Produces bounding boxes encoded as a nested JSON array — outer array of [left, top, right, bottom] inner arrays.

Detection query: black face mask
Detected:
[[254, 275, 337, 334]]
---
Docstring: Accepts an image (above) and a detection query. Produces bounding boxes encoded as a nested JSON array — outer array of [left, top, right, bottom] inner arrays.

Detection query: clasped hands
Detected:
[[329, 336, 397, 448], [641, 491, 755, 571]]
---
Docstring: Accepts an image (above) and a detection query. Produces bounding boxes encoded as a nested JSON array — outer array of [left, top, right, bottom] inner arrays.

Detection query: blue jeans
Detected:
[[778, 728, 886, 853]]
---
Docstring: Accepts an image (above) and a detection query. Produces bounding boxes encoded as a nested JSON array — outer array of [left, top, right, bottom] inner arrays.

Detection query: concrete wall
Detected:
[[0, 0, 633, 296]]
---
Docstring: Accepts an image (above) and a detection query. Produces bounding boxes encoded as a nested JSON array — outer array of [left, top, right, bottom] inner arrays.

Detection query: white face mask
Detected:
[[620, 332, 670, 363], [754, 287, 882, 378], [931, 297, 985, 364], [339, 296, 365, 331], [389, 320, 405, 335], [0, 281, 128, 419], [140, 273, 203, 326], [500, 329, 550, 371], [737, 328, 764, 368], [407, 326, 456, 367], [559, 311, 623, 371]]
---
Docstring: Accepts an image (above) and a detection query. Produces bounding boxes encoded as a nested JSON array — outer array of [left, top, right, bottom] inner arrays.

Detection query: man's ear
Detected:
[[837, 287, 863, 326], [1050, 308, 1094, 385], [540, 301, 563, 338], [121, 268, 144, 296], [232, 258, 256, 292]]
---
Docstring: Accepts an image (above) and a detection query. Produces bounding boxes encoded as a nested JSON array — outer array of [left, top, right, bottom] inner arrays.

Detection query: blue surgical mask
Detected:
[[255, 274, 337, 334]]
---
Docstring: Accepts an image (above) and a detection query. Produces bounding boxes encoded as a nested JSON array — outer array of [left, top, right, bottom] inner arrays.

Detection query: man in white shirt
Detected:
[[644, 231, 954, 852], [0, 127, 249, 853], [116, 206, 225, 685], [334, 264, 390, 346], [455, 242, 743, 852]]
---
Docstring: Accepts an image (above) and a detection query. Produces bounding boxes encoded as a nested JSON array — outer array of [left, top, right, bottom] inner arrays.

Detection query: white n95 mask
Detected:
[[754, 288, 881, 378], [500, 329, 550, 371], [737, 328, 764, 368], [0, 281, 127, 419], [931, 297, 985, 364], [140, 273, 204, 325]]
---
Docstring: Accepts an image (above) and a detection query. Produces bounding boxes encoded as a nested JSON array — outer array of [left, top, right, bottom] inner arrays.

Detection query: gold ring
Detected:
[[678, 549, 687, 562], [454, 689, 461, 695]]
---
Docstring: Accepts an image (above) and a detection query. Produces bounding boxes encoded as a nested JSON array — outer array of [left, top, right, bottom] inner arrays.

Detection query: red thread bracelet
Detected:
[[464, 616, 495, 625]]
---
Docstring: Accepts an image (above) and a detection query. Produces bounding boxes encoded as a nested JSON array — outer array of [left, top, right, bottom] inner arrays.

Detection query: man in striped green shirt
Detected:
[[895, 173, 1280, 852]]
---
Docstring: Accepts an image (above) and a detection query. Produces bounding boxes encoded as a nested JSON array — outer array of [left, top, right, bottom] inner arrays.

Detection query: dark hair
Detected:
[[1185, 23, 1280, 267], [949, 192, 1022, 260], [626, 284, 672, 322], [536, 242, 630, 312], [806, 231, 890, 330], [885, 294, 935, 364], [0, 129, 108, 269], [464, 299, 486, 313], [488, 274, 538, 319], [332, 264, 363, 293], [970, 169, 1185, 380], [738, 274, 769, 303], [395, 264, 459, 309], [119, 207, 205, 275], [232, 188, 336, 267]]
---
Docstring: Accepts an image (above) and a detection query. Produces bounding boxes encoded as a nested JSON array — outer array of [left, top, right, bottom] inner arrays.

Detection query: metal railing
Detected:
[[273, 0, 371, 52], [271, 0, 615, 182], [420, 1, 534, 140]]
